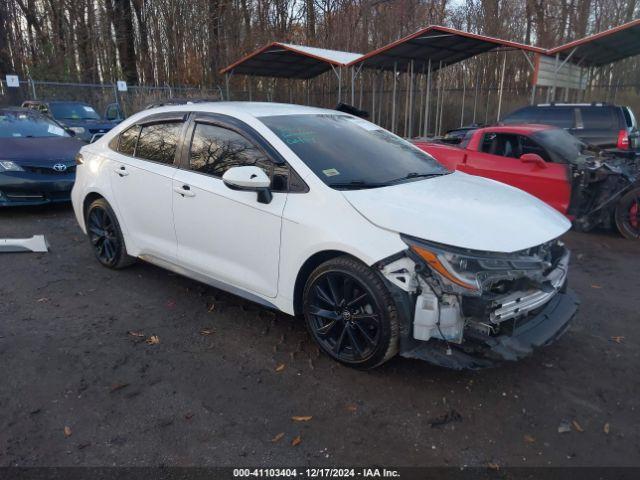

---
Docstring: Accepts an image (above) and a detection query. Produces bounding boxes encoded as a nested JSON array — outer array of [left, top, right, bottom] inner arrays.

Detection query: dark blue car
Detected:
[[21, 100, 119, 142], [0, 108, 83, 206]]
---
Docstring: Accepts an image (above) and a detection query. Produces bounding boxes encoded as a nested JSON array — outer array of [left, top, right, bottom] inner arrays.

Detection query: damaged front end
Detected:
[[378, 236, 579, 369], [569, 154, 639, 232]]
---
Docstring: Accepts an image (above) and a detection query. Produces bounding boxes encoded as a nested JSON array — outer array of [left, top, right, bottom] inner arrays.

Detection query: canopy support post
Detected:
[[330, 65, 342, 104], [418, 63, 425, 136], [472, 59, 479, 123], [460, 65, 466, 127], [408, 60, 415, 138], [424, 59, 431, 137], [391, 62, 398, 133], [225, 71, 233, 100], [351, 67, 355, 105], [496, 51, 507, 121]]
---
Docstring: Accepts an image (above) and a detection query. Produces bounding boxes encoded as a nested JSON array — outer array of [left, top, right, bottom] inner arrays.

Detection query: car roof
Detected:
[[138, 101, 340, 119], [484, 124, 555, 134], [1, 106, 43, 115]]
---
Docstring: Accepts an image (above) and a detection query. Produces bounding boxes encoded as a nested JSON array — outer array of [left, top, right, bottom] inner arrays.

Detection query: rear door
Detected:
[[465, 131, 572, 214], [171, 114, 288, 298], [574, 107, 619, 148], [109, 113, 186, 261]]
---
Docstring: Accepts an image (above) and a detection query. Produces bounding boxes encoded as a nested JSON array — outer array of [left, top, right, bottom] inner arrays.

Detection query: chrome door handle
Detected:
[[115, 166, 129, 177], [173, 185, 195, 197]]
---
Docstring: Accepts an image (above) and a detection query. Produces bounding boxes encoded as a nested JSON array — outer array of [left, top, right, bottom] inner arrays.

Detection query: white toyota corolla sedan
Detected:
[[71, 102, 578, 369]]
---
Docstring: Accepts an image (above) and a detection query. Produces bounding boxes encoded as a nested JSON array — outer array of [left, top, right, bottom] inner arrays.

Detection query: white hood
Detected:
[[341, 171, 571, 253]]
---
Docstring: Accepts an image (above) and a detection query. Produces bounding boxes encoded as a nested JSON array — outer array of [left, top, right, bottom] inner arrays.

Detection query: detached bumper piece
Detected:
[[400, 289, 579, 369], [0, 235, 49, 253]]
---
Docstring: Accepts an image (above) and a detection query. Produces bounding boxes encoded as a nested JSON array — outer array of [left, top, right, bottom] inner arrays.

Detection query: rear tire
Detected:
[[85, 198, 135, 269], [302, 256, 399, 369], [614, 188, 640, 240]]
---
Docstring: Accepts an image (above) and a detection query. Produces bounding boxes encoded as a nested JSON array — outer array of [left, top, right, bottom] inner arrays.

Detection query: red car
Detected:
[[414, 124, 640, 240]]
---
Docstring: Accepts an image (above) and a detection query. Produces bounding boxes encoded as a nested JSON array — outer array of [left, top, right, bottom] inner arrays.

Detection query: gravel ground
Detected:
[[0, 203, 639, 468]]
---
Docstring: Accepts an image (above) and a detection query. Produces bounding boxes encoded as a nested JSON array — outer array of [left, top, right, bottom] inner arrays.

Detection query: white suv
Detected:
[[71, 102, 578, 369]]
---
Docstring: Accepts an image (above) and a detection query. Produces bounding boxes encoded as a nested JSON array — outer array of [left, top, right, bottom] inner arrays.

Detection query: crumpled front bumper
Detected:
[[400, 287, 579, 369]]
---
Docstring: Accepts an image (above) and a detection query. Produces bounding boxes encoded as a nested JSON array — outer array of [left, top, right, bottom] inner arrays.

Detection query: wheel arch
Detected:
[[292, 250, 365, 316]]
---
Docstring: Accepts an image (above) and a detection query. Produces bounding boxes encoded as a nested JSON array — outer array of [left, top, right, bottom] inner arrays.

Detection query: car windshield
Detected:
[[531, 128, 587, 163], [49, 102, 101, 120], [260, 114, 449, 189], [0, 111, 70, 138]]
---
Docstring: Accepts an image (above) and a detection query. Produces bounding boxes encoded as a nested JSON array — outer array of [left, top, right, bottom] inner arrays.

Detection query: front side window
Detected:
[[136, 122, 182, 164], [260, 114, 448, 189], [480, 133, 520, 158], [189, 123, 274, 178]]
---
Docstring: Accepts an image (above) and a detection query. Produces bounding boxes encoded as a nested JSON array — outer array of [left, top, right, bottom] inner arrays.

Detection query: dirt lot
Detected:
[[1, 203, 639, 468]]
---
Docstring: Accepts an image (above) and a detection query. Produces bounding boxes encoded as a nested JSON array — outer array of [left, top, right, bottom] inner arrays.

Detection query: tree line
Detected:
[[0, 0, 638, 92]]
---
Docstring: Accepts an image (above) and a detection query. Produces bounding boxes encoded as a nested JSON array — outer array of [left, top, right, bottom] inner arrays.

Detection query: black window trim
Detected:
[[179, 112, 309, 193], [108, 111, 189, 167]]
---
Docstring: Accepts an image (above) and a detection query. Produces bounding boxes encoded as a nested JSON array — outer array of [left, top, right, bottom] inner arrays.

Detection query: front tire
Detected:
[[614, 188, 640, 240], [302, 256, 399, 369], [85, 198, 135, 269]]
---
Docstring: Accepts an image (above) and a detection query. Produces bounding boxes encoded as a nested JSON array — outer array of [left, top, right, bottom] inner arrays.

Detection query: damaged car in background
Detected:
[[415, 124, 640, 239], [72, 102, 577, 370]]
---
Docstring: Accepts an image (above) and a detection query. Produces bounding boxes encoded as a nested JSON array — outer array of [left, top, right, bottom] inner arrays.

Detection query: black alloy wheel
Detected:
[[615, 188, 640, 240], [303, 256, 398, 369], [86, 198, 135, 269]]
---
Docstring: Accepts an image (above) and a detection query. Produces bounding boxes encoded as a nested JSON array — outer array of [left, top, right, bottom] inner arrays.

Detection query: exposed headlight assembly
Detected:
[[0, 161, 25, 172], [402, 235, 550, 296]]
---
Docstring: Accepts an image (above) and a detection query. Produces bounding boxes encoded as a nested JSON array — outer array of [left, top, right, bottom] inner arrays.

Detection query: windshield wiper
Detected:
[[385, 172, 447, 184], [330, 180, 390, 190]]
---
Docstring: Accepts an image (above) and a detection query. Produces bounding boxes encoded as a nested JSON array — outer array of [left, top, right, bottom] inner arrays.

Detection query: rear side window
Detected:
[[579, 108, 617, 129], [136, 122, 183, 164], [480, 133, 520, 158], [537, 108, 574, 128], [118, 125, 140, 156]]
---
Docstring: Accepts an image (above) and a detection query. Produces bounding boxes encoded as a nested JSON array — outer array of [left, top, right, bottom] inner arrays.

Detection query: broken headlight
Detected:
[[402, 235, 552, 296]]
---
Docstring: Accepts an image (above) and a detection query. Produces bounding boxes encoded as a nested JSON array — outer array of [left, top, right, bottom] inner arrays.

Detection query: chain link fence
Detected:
[[2, 78, 638, 138]]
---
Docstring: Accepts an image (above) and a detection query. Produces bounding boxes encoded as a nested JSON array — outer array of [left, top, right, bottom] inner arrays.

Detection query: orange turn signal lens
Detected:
[[410, 245, 478, 291]]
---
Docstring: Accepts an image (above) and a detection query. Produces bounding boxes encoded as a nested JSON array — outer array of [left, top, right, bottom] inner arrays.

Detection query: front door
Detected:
[[172, 118, 287, 298]]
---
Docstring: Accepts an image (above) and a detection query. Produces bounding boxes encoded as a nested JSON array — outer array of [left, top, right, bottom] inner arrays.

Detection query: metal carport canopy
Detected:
[[348, 25, 545, 72], [548, 18, 640, 66], [220, 42, 362, 79]]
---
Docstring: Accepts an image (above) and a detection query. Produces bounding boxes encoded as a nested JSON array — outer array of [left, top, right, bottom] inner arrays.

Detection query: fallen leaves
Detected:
[[523, 434, 536, 444], [127, 331, 144, 337], [590, 284, 602, 289], [271, 432, 285, 443], [36, 297, 49, 303], [110, 383, 129, 393], [166, 300, 176, 309], [345, 404, 358, 413], [291, 436, 302, 446], [604, 422, 610, 434], [146, 335, 160, 345], [291, 416, 312, 422], [487, 462, 500, 471], [572, 420, 584, 432], [275, 363, 286, 373], [611, 336, 625, 344], [207, 302, 215, 313], [64, 426, 72, 438], [200, 328, 215, 336]]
